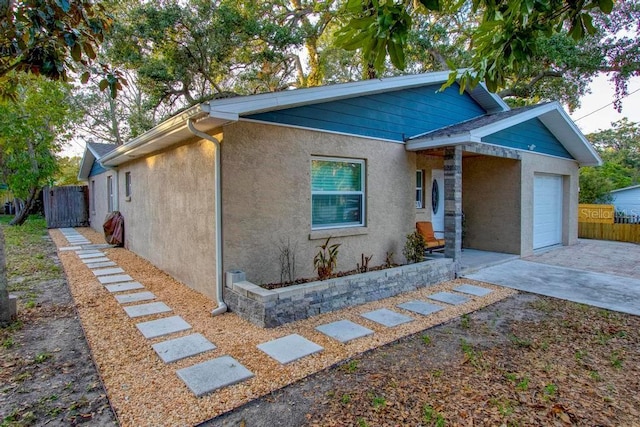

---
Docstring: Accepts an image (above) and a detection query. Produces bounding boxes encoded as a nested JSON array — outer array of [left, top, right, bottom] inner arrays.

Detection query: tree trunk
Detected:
[[0, 226, 13, 326], [9, 188, 37, 226]]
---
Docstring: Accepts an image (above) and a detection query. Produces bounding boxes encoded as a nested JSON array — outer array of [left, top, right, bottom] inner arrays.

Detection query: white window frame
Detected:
[[107, 175, 114, 212], [311, 156, 366, 230], [416, 169, 424, 209], [125, 171, 132, 199]]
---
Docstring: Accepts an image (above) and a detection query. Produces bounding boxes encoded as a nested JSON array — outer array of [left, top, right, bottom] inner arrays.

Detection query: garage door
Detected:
[[533, 174, 563, 249]]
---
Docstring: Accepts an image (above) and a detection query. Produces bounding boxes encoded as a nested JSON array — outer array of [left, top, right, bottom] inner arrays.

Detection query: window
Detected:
[[311, 157, 365, 229], [416, 170, 424, 208], [125, 172, 132, 199], [107, 175, 114, 212], [90, 180, 95, 213]]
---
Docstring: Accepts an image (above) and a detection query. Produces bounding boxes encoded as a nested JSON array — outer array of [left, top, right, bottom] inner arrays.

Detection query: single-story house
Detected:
[[78, 71, 601, 308], [609, 184, 640, 216]]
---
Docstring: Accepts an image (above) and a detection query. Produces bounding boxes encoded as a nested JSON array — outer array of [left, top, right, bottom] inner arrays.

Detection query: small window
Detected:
[[107, 175, 114, 212], [416, 170, 424, 209], [311, 157, 365, 229], [125, 172, 132, 198], [432, 179, 439, 214], [90, 180, 96, 213]]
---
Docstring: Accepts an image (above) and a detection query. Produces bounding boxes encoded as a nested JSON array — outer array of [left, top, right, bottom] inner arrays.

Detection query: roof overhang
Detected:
[[78, 144, 107, 181], [406, 102, 602, 167], [97, 71, 509, 167]]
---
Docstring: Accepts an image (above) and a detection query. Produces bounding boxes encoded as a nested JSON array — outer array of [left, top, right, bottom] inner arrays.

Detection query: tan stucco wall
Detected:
[[415, 154, 443, 223], [520, 153, 579, 257], [116, 139, 218, 299], [88, 170, 115, 232], [221, 122, 416, 285], [462, 156, 522, 254]]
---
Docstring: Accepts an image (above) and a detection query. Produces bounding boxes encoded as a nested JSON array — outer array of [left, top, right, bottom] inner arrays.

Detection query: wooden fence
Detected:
[[43, 186, 89, 228], [578, 204, 640, 243]]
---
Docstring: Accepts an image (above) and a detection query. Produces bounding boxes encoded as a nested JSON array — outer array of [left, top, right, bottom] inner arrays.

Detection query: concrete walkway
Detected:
[[465, 240, 640, 316]]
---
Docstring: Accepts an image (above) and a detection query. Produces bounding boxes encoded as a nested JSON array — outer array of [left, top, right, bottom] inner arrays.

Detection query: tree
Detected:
[[332, 0, 631, 99], [579, 119, 640, 203], [54, 156, 82, 186], [0, 0, 123, 99], [0, 76, 77, 225]]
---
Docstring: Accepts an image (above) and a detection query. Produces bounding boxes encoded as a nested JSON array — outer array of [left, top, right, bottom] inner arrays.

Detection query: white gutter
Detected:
[[187, 119, 227, 316]]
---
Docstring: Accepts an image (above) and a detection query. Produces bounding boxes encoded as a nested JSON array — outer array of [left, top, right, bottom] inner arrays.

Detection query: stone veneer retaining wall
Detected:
[[224, 258, 456, 328]]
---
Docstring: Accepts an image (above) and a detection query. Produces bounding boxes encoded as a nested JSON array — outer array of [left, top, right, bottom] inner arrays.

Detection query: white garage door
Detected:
[[533, 174, 563, 249]]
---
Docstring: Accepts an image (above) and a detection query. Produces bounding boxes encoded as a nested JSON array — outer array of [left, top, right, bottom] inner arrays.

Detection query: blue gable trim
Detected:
[[245, 83, 486, 142], [89, 160, 107, 177], [482, 118, 573, 159]]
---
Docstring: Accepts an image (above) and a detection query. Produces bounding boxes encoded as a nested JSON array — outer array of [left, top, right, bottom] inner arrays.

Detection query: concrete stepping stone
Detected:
[[78, 252, 105, 259], [123, 301, 172, 318], [105, 282, 144, 293], [82, 257, 110, 264], [428, 292, 470, 305], [315, 320, 374, 343], [115, 291, 156, 304], [92, 267, 125, 276], [454, 284, 494, 297], [398, 300, 444, 316], [59, 246, 82, 251], [75, 250, 101, 255], [361, 308, 414, 327], [152, 333, 216, 363], [257, 334, 323, 364], [136, 315, 191, 339], [98, 274, 133, 284], [176, 356, 253, 397], [86, 261, 117, 269]]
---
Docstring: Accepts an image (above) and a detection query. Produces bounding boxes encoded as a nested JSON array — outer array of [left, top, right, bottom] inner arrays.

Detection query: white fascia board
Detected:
[[100, 105, 209, 167], [77, 148, 95, 181], [406, 134, 481, 151], [610, 184, 640, 193]]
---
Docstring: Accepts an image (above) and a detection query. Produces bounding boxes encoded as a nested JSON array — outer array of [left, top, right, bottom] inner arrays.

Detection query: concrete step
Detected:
[[152, 333, 216, 363], [176, 356, 254, 397], [257, 334, 323, 364], [315, 320, 373, 343]]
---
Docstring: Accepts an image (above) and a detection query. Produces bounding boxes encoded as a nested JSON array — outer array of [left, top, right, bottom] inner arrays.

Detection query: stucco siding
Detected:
[[117, 139, 217, 299], [520, 153, 579, 256], [462, 156, 522, 253], [222, 122, 415, 285]]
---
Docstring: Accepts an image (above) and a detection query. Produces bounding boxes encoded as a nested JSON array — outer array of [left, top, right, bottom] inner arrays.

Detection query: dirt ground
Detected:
[[0, 229, 116, 426], [210, 292, 640, 426]]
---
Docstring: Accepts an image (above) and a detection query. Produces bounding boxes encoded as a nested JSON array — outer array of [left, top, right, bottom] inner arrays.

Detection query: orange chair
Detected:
[[416, 221, 445, 253]]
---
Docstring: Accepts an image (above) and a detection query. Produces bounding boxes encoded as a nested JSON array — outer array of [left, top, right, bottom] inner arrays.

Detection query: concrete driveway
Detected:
[[464, 239, 640, 316]]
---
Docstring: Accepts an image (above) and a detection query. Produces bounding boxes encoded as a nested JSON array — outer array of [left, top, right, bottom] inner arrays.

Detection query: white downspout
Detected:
[[187, 119, 227, 316]]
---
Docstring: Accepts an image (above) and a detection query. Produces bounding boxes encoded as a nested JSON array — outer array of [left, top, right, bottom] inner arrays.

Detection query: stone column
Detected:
[[444, 146, 462, 268]]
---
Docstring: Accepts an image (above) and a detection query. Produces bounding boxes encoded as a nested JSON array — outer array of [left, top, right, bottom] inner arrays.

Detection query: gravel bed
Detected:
[[51, 227, 516, 426]]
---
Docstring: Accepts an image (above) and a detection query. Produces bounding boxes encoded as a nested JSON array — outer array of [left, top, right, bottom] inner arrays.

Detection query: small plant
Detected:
[[423, 404, 446, 426], [357, 418, 368, 427], [421, 334, 432, 345], [575, 349, 587, 361], [34, 351, 52, 364], [460, 313, 471, 329], [460, 339, 482, 368], [504, 372, 517, 382], [508, 333, 532, 348], [276, 237, 297, 284], [314, 237, 340, 280], [371, 394, 386, 410], [610, 350, 623, 369], [544, 383, 558, 398], [343, 359, 359, 373], [341, 393, 351, 404], [356, 253, 373, 273], [589, 370, 602, 381], [25, 299, 36, 309], [516, 376, 529, 391], [402, 231, 426, 264], [384, 251, 395, 268], [2, 337, 14, 349]]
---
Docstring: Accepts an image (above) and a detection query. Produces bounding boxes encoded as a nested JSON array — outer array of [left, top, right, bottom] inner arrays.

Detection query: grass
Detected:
[[343, 359, 359, 373], [423, 404, 446, 426]]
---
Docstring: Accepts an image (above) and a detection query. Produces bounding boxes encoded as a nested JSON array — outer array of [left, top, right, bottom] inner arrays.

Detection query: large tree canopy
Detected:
[[0, 0, 123, 99]]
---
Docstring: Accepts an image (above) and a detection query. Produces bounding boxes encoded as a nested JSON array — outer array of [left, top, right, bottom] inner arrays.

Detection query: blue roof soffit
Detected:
[[405, 102, 602, 167]]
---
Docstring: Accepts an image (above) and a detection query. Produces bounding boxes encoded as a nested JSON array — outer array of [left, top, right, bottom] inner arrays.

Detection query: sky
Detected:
[[63, 73, 640, 157], [569, 74, 640, 135]]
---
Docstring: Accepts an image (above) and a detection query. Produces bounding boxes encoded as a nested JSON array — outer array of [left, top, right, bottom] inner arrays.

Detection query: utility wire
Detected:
[[573, 87, 640, 122]]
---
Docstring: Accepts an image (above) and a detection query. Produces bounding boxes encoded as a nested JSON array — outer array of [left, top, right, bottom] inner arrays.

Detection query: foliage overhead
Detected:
[[0, 0, 124, 99]]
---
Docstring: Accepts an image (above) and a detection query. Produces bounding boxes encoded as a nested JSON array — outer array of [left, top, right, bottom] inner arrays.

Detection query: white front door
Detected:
[[431, 169, 445, 239], [533, 174, 563, 249]]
